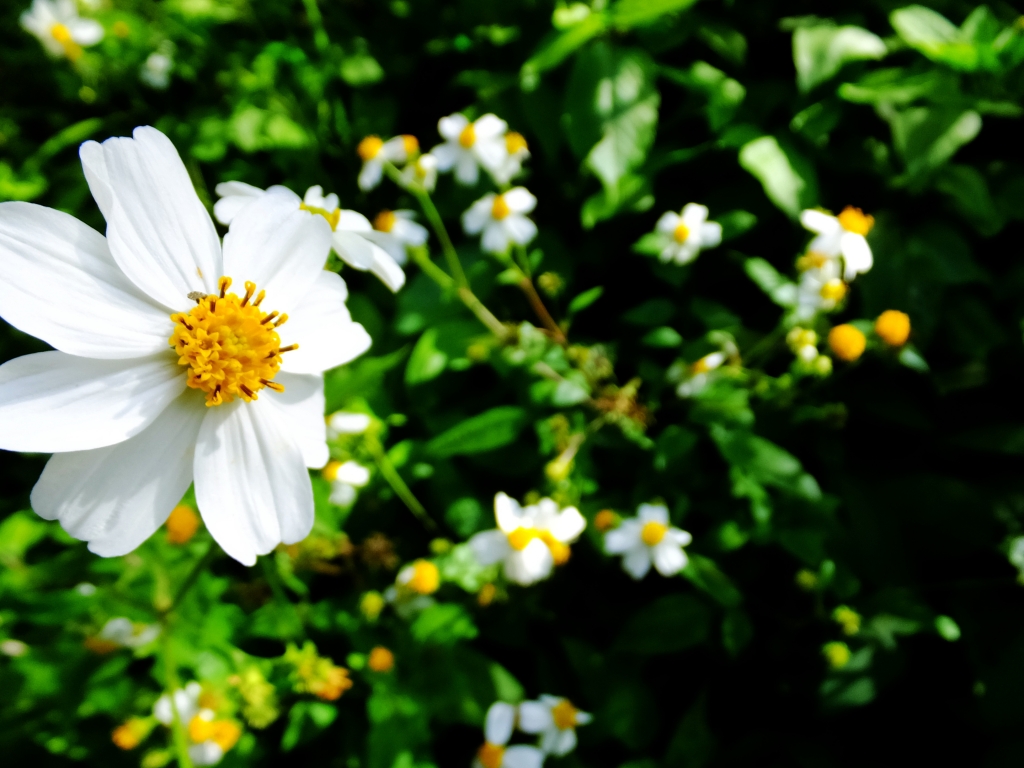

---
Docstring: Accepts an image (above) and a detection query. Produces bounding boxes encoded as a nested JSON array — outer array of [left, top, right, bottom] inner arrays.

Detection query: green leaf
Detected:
[[737, 136, 818, 217], [615, 594, 711, 654], [641, 326, 683, 347], [611, 0, 699, 30], [682, 554, 743, 607], [883, 106, 981, 180], [426, 406, 528, 457], [890, 5, 979, 71], [662, 61, 745, 130], [744, 257, 797, 307], [792, 25, 887, 92], [340, 53, 385, 86], [519, 13, 607, 89], [282, 702, 338, 751], [405, 328, 447, 385], [410, 603, 479, 645], [624, 298, 676, 326], [718, 210, 757, 241], [567, 286, 604, 315]]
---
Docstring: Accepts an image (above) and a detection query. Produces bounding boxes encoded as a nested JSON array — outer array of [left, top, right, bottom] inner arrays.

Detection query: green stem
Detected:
[[300, 0, 330, 53], [161, 628, 194, 768], [406, 246, 454, 290], [743, 326, 786, 367], [366, 436, 435, 529], [518, 276, 566, 344], [411, 188, 469, 288], [165, 541, 218, 615], [458, 287, 509, 339]]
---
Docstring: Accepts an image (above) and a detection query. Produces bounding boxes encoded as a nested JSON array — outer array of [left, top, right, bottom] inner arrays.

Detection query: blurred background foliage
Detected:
[[3, 0, 1024, 766]]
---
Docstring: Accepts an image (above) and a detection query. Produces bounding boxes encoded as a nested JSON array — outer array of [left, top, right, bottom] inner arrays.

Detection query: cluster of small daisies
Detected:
[[474, 697, 591, 768]]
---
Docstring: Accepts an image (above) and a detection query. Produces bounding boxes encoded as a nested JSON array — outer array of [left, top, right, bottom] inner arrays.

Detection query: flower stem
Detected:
[[366, 435, 435, 529], [161, 628, 194, 768], [406, 246, 454, 290], [165, 540, 218, 615], [300, 0, 330, 53], [518, 276, 565, 344], [411, 188, 469, 288]]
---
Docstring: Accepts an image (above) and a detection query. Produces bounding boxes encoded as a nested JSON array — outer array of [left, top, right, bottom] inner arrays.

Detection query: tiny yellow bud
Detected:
[[166, 505, 200, 544], [828, 324, 866, 362], [875, 310, 911, 347], [820, 279, 847, 302], [823, 641, 851, 669], [112, 718, 151, 750], [357, 135, 383, 161], [478, 582, 497, 606], [795, 569, 818, 591], [360, 591, 386, 621], [404, 560, 440, 595], [367, 646, 395, 673], [594, 509, 618, 532]]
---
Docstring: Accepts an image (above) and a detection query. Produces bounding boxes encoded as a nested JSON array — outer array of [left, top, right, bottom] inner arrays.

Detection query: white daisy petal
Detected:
[[0, 352, 184, 453], [462, 197, 494, 235], [484, 702, 516, 746], [358, 161, 384, 192], [80, 127, 222, 309], [681, 203, 709, 229], [361, 230, 408, 266], [652, 541, 687, 576], [0, 202, 172, 358], [622, 545, 653, 579], [68, 17, 103, 45], [502, 215, 537, 247], [800, 209, 840, 236], [455, 154, 480, 185], [576, 711, 593, 725], [438, 114, 469, 142], [547, 507, 586, 543], [481, 223, 511, 254], [494, 492, 524, 532], [502, 745, 545, 768], [669, 528, 693, 546], [267, 373, 328, 469], [474, 114, 509, 140], [673, 239, 701, 264], [194, 398, 314, 565], [604, 521, 641, 554], [278, 271, 371, 374], [430, 142, 459, 171], [332, 230, 379, 271], [700, 221, 723, 248], [469, 529, 511, 566], [31, 390, 205, 557], [517, 701, 553, 733], [367, 245, 407, 292], [221, 187, 332, 314], [213, 181, 265, 225], [508, 538, 553, 585], [839, 232, 873, 279], [551, 727, 577, 757], [655, 211, 681, 234], [637, 503, 669, 525]]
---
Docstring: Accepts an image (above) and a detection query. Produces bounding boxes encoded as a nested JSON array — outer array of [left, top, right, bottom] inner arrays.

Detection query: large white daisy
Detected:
[[0, 126, 371, 565]]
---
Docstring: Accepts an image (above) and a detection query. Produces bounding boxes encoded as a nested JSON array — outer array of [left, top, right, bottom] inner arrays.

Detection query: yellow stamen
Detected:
[[673, 223, 690, 243], [506, 131, 528, 154], [828, 324, 866, 362], [551, 699, 579, 730], [400, 134, 419, 156], [796, 251, 830, 271], [50, 23, 82, 61], [820, 279, 847, 302], [374, 209, 397, 233], [477, 743, 505, 768], [166, 505, 200, 545], [507, 527, 536, 551], [837, 206, 874, 236], [875, 310, 910, 346], [111, 718, 149, 751], [641, 520, 668, 546], [169, 277, 289, 407], [322, 461, 342, 483], [189, 716, 241, 752], [358, 135, 384, 161], [691, 353, 723, 374], [367, 646, 395, 673], [491, 194, 511, 220], [459, 123, 476, 148], [299, 202, 341, 231], [539, 531, 571, 565], [405, 560, 440, 595]]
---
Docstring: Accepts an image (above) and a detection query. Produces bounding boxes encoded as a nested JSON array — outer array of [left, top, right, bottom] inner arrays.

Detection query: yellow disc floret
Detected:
[[404, 560, 440, 595], [551, 699, 579, 730], [506, 132, 528, 154], [491, 194, 511, 220], [875, 310, 910, 346], [673, 222, 690, 243], [507, 527, 537, 551], [170, 277, 292, 407], [358, 135, 384, 161], [459, 123, 476, 148], [641, 520, 668, 546], [374, 209, 397, 233], [828, 324, 866, 362], [837, 206, 874, 236], [820, 279, 848, 302]]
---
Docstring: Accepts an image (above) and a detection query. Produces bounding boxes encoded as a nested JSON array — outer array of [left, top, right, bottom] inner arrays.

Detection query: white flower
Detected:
[[21, 0, 103, 60], [800, 207, 874, 281], [140, 47, 174, 90], [362, 209, 429, 267], [473, 702, 545, 768], [462, 188, 537, 255], [795, 256, 846, 320], [326, 410, 372, 439], [96, 617, 160, 648], [652, 204, 722, 265], [323, 459, 370, 507], [519, 695, 592, 756], [154, 681, 202, 726], [433, 113, 508, 186], [604, 503, 692, 579], [0, 126, 372, 566], [672, 351, 726, 398], [357, 134, 419, 191], [213, 183, 406, 292], [400, 152, 439, 192], [189, 739, 225, 767], [492, 132, 531, 185], [469, 493, 585, 586]]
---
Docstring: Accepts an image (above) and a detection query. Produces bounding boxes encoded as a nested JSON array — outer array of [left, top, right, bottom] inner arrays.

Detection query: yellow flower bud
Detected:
[[874, 310, 910, 346], [828, 324, 866, 362]]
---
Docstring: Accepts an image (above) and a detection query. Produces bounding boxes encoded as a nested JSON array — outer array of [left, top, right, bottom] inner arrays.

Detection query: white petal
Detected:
[[327, 411, 371, 435], [469, 529, 510, 566], [213, 181, 265, 225], [504, 187, 537, 215], [653, 541, 687, 576], [194, 398, 313, 565], [462, 197, 494, 235], [215, 180, 264, 199], [68, 18, 104, 45], [484, 702, 515, 745], [808, 231, 842, 257], [637, 503, 669, 525], [454, 153, 480, 185], [430, 142, 459, 171], [800, 209, 840, 237], [361, 230, 408, 266], [266, 373, 328, 469], [622, 545, 653, 580], [332, 230, 378, 271], [840, 232, 873, 279], [506, 539, 553, 585], [517, 701, 554, 734], [222, 187, 332, 314], [392, 215, 428, 246], [603, 521, 641, 554], [494, 492, 523, 533], [438, 114, 469, 142], [502, 215, 537, 247], [279, 271, 372, 374], [669, 527, 693, 546], [0, 202, 172, 358], [575, 711, 593, 725], [655, 211, 681, 234], [481, 223, 511, 254], [673, 239, 701, 264], [336, 461, 369, 486], [358, 160, 384, 192], [474, 114, 508, 140], [0, 352, 184, 453], [475, 137, 508, 173], [550, 728, 577, 757], [681, 203, 709, 229], [547, 507, 586, 543], [700, 221, 723, 248], [502, 746, 545, 768], [368, 245, 407, 292], [80, 127, 222, 309], [188, 742, 223, 767], [31, 390, 204, 557]]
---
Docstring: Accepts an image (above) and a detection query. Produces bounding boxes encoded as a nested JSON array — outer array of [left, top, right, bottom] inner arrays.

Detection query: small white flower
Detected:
[[326, 410, 372, 439], [154, 681, 202, 726], [361, 209, 429, 267], [604, 503, 692, 579], [652, 203, 722, 265], [519, 695, 592, 756], [357, 134, 419, 191], [213, 183, 406, 292], [96, 616, 160, 648], [795, 256, 846, 320], [671, 350, 727, 399], [189, 739, 225, 767], [462, 188, 537, 255], [323, 459, 370, 507], [433, 113, 508, 186], [140, 46, 174, 90], [492, 132, 531, 185], [399, 152, 439, 192], [473, 702, 545, 768], [800, 207, 874, 281], [21, 0, 103, 60], [469, 493, 585, 586]]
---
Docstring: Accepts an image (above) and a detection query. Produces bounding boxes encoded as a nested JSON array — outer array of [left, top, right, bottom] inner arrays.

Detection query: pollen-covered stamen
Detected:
[[358, 135, 384, 161], [491, 194, 511, 221], [459, 123, 476, 148], [673, 222, 690, 243], [50, 23, 83, 61], [374, 210, 397, 233], [299, 202, 341, 231], [169, 276, 297, 407]]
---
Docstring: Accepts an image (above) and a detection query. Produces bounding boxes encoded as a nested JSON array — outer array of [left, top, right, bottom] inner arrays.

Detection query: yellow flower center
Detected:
[[459, 123, 476, 148], [367, 646, 395, 673], [491, 194, 511, 221], [551, 699, 579, 730], [170, 277, 292, 407], [672, 222, 690, 243], [111, 719, 149, 751], [796, 251, 830, 272], [820, 279, 847, 302], [358, 135, 384, 161], [166, 505, 200, 545], [405, 560, 440, 594], [188, 716, 242, 751], [299, 202, 341, 231], [641, 521, 668, 546], [594, 509, 618, 531], [374, 209, 397, 233], [477, 742, 505, 768], [539, 531, 571, 565], [506, 132, 528, 154], [507, 527, 537, 551], [400, 134, 419, 155], [322, 461, 342, 482], [837, 206, 874, 236], [828, 324, 866, 362], [50, 23, 83, 60], [875, 309, 910, 346]]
